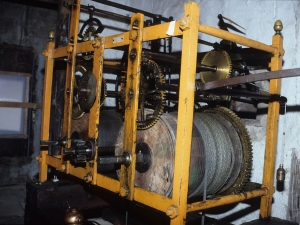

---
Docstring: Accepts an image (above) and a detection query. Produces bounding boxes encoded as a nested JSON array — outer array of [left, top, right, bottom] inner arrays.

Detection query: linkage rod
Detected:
[[81, 4, 130, 22], [92, 0, 171, 22]]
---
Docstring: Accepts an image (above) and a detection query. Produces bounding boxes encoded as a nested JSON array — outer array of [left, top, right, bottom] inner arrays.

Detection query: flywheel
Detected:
[[72, 65, 107, 119], [200, 50, 232, 83]]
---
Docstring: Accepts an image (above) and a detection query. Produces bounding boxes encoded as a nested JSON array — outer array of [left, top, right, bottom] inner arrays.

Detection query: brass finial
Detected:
[[48, 30, 55, 42], [274, 20, 283, 34]]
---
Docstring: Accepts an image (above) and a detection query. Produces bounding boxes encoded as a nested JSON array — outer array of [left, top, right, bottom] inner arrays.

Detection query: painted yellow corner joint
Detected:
[[179, 16, 191, 31], [166, 205, 179, 219]]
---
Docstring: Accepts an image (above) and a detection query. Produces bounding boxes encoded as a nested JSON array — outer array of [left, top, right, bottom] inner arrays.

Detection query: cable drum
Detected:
[[115, 107, 252, 198], [189, 113, 235, 197]]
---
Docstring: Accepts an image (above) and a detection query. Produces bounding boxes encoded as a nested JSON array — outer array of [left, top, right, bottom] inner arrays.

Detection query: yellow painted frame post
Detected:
[[170, 2, 199, 224], [87, 37, 105, 185], [260, 27, 284, 219], [119, 13, 144, 200], [61, 0, 81, 173], [39, 40, 55, 182]]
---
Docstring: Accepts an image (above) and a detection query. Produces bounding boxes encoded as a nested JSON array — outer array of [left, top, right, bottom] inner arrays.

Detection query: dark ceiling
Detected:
[[0, 0, 59, 10]]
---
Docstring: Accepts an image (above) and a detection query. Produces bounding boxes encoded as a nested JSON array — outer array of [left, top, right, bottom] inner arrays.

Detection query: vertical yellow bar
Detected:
[[39, 41, 55, 182], [61, 0, 81, 172], [260, 28, 284, 218], [171, 3, 199, 224], [88, 37, 105, 185], [119, 13, 144, 200]]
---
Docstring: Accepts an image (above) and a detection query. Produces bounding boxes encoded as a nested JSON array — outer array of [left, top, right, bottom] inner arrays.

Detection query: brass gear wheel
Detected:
[[200, 106, 253, 194], [137, 59, 166, 130], [200, 50, 232, 83], [82, 27, 98, 60]]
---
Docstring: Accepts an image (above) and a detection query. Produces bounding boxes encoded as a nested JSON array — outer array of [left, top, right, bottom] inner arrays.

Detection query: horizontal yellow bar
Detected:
[[96, 174, 120, 193], [103, 60, 122, 67], [198, 24, 277, 54], [45, 155, 61, 169], [105, 32, 130, 49], [52, 46, 68, 58], [187, 188, 268, 212], [143, 21, 183, 41], [69, 165, 88, 180], [76, 41, 95, 54], [133, 187, 173, 213]]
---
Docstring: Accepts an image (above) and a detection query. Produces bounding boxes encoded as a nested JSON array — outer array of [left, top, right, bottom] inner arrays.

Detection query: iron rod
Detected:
[[81, 4, 130, 22], [91, 0, 171, 22]]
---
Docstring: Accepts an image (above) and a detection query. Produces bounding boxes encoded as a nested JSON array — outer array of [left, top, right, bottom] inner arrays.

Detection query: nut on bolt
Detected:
[[179, 16, 191, 31], [36, 156, 42, 162], [166, 204, 179, 219], [42, 50, 48, 58], [128, 89, 134, 99], [92, 38, 101, 48], [84, 173, 93, 183], [61, 164, 66, 172], [119, 186, 129, 197], [67, 44, 73, 53]]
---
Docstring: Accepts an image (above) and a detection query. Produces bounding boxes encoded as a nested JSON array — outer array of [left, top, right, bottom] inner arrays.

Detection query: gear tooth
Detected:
[[137, 59, 165, 130], [200, 50, 231, 85], [81, 26, 98, 60], [199, 72, 206, 83]]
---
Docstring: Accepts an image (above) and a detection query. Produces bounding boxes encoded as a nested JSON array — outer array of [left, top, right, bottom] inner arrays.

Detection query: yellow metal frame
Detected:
[[38, 1, 284, 224]]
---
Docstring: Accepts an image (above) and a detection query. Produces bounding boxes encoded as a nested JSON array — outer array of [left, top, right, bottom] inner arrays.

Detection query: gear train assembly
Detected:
[[38, 0, 300, 224]]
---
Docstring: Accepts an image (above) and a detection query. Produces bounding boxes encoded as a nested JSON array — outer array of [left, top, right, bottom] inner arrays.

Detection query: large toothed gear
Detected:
[[200, 106, 253, 194], [137, 59, 166, 130], [200, 50, 232, 83]]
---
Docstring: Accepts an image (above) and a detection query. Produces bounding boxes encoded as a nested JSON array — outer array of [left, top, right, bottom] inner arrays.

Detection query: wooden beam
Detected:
[[0, 101, 40, 109], [0, 71, 31, 77]]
